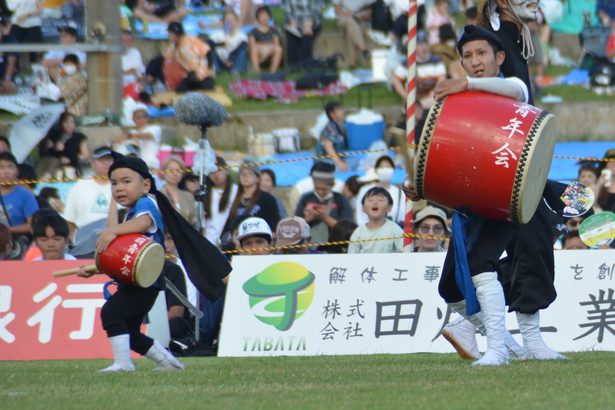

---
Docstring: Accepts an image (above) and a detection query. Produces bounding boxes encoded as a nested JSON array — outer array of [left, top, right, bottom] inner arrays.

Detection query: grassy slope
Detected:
[[1, 352, 614, 409]]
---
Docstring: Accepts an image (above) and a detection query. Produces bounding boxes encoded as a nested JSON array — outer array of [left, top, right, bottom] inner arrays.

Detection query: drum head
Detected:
[[133, 242, 165, 287], [512, 112, 557, 224]]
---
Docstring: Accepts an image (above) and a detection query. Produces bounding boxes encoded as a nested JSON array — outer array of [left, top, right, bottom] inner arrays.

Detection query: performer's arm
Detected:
[[434, 77, 527, 102], [97, 214, 153, 253]]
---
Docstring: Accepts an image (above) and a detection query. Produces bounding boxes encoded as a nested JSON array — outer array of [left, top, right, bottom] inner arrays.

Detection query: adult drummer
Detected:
[[476, 0, 567, 361], [408, 25, 529, 366]]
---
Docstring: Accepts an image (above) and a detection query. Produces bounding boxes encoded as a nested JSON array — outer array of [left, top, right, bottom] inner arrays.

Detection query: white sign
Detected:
[[218, 250, 615, 357]]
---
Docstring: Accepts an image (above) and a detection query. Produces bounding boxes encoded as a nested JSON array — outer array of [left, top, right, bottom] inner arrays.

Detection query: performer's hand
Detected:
[[402, 180, 420, 201], [434, 78, 469, 101], [76, 266, 96, 278], [96, 229, 117, 254]]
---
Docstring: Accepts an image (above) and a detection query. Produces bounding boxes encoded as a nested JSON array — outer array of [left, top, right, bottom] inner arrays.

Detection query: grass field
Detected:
[[2, 352, 614, 409]]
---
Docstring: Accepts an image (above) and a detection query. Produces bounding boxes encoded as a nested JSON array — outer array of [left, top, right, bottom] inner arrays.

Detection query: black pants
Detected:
[[439, 218, 518, 304], [499, 200, 558, 314], [286, 27, 319, 68], [101, 285, 159, 355], [11, 25, 42, 63], [175, 72, 215, 92]]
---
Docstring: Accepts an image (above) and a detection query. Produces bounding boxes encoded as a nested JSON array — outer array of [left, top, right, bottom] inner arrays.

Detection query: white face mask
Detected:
[[510, 0, 540, 22], [376, 168, 394, 184], [63, 64, 77, 75]]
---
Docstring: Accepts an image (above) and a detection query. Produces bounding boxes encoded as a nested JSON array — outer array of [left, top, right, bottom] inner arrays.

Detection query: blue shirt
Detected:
[[0, 186, 39, 226], [316, 121, 346, 157]]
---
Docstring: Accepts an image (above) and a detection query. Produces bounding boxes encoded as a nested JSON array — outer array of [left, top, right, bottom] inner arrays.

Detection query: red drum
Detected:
[[415, 92, 556, 224], [96, 234, 165, 287]]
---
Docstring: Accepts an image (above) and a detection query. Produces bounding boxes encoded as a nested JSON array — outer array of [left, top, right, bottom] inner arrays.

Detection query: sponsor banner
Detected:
[[218, 250, 615, 357], [0, 261, 112, 361]]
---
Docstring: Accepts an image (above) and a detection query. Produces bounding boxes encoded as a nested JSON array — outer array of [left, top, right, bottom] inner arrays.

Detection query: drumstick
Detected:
[[53, 265, 98, 277], [390, 127, 415, 183]]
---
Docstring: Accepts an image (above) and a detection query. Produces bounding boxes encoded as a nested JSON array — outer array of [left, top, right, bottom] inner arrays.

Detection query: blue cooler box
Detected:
[[345, 110, 386, 151]]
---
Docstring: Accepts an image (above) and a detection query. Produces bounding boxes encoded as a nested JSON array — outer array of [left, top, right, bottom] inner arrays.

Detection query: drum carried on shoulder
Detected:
[[54, 234, 165, 288], [414, 91, 557, 224]]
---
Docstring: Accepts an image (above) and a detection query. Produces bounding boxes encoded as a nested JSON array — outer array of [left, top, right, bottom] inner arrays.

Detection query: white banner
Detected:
[[218, 250, 615, 357], [9, 104, 65, 163]]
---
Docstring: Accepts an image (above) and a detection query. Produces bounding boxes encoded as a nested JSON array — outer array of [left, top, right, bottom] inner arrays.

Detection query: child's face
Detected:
[[363, 194, 391, 221], [0, 160, 17, 182], [36, 226, 67, 260], [330, 107, 345, 123], [110, 168, 151, 207]]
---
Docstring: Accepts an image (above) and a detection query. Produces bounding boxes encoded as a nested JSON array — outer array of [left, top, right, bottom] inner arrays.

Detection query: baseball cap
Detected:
[[59, 21, 78, 37], [239, 157, 261, 176], [92, 146, 112, 159], [413, 205, 450, 232], [237, 217, 272, 241], [275, 217, 310, 247]]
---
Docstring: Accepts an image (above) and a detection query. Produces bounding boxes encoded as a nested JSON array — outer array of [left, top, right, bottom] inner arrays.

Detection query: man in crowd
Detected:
[[275, 216, 313, 254]]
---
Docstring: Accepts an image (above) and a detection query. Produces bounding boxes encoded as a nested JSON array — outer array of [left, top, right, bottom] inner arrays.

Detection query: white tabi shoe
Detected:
[[99, 363, 136, 373], [146, 340, 185, 371], [516, 311, 567, 360], [441, 315, 481, 360], [471, 272, 510, 366], [99, 334, 136, 373]]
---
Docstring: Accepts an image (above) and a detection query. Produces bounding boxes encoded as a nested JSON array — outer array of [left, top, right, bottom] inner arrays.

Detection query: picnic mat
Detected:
[[228, 80, 347, 103]]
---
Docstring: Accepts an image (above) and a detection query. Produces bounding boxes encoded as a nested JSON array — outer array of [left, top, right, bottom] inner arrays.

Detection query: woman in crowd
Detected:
[[248, 5, 283, 74], [410, 205, 449, 253], [37, 112, 89, 179], [203, 156, 238, 247], [259, 168, 288, 220], [160, 156, 197, 227], [356, 154, 404, 225]]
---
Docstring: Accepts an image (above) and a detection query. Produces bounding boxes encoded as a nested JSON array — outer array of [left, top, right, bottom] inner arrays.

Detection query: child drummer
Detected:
[[78, 154, 201, 372]]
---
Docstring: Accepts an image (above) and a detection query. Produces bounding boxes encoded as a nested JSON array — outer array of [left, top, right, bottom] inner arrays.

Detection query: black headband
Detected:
[[108, 152, 156, 192]]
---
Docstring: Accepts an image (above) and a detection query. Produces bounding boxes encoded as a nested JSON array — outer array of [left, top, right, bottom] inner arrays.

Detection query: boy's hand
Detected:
[[402, 180, 420, 201], [434, 78, 469, 101], [76, 266, 97, 278], [96, 229, 118, 254]]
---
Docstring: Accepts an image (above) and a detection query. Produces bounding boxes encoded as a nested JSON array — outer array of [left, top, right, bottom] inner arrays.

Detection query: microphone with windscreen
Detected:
[[175, 92, 228, 129]]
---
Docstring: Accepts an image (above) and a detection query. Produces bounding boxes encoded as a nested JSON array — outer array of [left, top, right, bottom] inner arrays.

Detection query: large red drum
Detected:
[[96, 234, 165, 287], [415, 92, 556, 223]]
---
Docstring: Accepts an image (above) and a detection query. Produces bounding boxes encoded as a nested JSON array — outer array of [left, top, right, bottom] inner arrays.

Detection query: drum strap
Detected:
[[451, 213, 481, 316]]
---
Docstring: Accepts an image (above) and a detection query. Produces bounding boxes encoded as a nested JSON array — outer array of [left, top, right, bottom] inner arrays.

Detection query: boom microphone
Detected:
[[175, 92, 228, 127]]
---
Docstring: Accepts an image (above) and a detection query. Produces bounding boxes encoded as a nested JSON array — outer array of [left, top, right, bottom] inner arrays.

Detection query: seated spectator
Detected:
[[160, 156, 196, 226], [179, 171, 200, 195], [562, 231, 588, 250], [32, 212, 76, 260], [295, 161, 353, 244], [62, 146, 113, 240], [226, 0, 261, 27], [39, 187, 64, 213], [0, 17, 17, 95], [259, 168, 288, 219], [348, 186, 403, 253], [426, 0, 454, 45], [285, 0, 323, 67], [122, 29, 145, 88], [356, 154, 404, 225], [223, 159, 280, 241], [62, 0, 85, 29], [326, 219, 358, 253], [37, 112, 89, 179], [132, 0, 188, 23], [211, 11, 249, 75], [236, 216, 273, 255], [275, 216, 312, 254], [49, 54, 88, 116], [0, 222, 11, 259], [541, 0, 597, 61], [42, 23, 86, 78], [315, 101, 348, 172], [163, 258, 193, 341], [0, 152, 39, 258], [577, 163, 601, 211], [248, 6, 283, 74], [411, 205, 449, 252], [8, 0, 43, 63], [333, 0, 373, 67], [163, 22, 215, 92], [392, 30, 446, 109], [115, 106, 161, 169], [204, 156, 238, 246], [342, 174, 362, 214], [597, 148, 615, 212], [431, 24, 465, 79]]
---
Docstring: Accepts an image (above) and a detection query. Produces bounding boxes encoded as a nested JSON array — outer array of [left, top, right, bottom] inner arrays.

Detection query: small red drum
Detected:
[[415, 92, 556, 223], [96, 234, 165, 287]]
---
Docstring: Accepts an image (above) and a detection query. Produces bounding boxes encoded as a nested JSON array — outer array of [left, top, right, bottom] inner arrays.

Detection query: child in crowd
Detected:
[[315, 101, 348, 172], [348, 187, 403, 253], [32, 212, 76, 261], [236, 216, 273, 255], [248, 5, 283, 73]]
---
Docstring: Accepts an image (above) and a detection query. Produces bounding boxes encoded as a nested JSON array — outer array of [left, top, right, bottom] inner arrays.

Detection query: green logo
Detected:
[[243, 262, 316, 331]]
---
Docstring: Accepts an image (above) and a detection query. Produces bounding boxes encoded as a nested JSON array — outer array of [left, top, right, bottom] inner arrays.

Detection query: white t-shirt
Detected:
[[43, 49, 87, 66], [355, 183, 405, 225], [33, 254, 77, 261], [63, 179, 112, 229], [348, 219, 404, 254], [8, 0, 41, 28], [130, 124, 162, 169], [216, 31, 248, 62], [122, 47, 145, 85], [205, 184, 238, 246]]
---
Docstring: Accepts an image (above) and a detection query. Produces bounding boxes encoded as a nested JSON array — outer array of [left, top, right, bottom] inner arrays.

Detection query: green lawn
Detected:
[[2, 352, 614, 409]]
